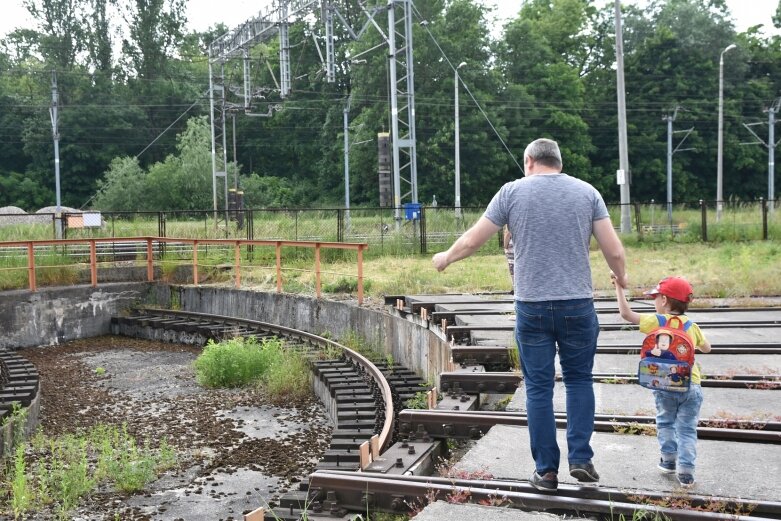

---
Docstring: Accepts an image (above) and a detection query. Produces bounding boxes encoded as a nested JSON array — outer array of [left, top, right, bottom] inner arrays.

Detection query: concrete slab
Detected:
[[435, 303, 515, 313], [506, 383, 779, 421], [454, 424, 781, 501], [593, 353, 781, 376], [413, 500, 563, 521], [599, 326, 780, 345]]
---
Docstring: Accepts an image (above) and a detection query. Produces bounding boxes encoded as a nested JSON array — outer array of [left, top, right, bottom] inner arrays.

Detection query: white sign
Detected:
[[616, 169, 626, 185], [83, 212, 102, 227]]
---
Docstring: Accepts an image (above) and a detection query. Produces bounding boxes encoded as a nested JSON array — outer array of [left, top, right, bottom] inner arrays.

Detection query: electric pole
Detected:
[[614, 0, 632, 233], [742, 97, 780, 215], [49, 70, 62, 239], [768, 98, 779, 214], [663, 107, 695, 224]]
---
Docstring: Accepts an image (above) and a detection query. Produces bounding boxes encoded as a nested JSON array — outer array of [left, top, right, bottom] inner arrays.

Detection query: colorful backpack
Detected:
[[637, 315, 695, 392]]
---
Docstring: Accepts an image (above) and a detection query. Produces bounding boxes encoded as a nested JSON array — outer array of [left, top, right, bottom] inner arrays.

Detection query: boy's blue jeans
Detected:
[[654, 385, 703, 476], [515, 298, 599, 474]]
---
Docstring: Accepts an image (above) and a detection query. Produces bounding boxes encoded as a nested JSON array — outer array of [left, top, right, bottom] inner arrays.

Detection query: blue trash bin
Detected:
[[403, 203, 422, 220]]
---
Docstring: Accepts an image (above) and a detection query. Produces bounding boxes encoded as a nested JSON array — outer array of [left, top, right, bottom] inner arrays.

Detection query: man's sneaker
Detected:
[[569, 463, 599, 482], [677, 473, 695, 487], [530, 471, 558, 491], [658, 459, 676, 474]]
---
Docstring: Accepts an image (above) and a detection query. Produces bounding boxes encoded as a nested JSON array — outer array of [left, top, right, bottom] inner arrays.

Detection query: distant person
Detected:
[[503, 226, 514, 293], [612, 275, 711, 487], [432, 138, 627, 492]]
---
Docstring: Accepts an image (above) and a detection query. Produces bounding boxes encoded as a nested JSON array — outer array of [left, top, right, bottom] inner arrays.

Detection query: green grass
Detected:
[[193, 337, 312, 401], [1, 424, 177, 520]]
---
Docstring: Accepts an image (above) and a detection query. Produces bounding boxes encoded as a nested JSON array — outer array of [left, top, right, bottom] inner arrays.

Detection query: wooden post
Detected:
[[27, 242, 36, 292], [234, 242, 241, 288], [700, 200, 708, 242], [89, 240, 97, 287], [359, 440, 371, 469], [315, 243, 321, 299], [146, 238, 154, 281], [370, 434, 379, 460], [243, 507, 266, 521], [275, 242, 282, 293], [193, 240, 199, 285], [357, 245, 364, 305]]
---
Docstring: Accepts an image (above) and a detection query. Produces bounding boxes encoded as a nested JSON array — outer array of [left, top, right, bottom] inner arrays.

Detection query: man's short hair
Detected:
[[524, 138, 563, 170]]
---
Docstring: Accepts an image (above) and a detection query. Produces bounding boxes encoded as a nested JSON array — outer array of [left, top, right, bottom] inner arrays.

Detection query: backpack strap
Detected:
[[666, 315, 692, 332]]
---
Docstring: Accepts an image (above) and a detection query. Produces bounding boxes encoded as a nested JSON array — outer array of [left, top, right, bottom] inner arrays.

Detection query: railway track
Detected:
[[106, 301, 780, 521]]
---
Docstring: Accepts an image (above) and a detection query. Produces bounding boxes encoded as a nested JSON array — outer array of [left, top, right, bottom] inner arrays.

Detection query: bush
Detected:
[[194, 336, 280, 388]]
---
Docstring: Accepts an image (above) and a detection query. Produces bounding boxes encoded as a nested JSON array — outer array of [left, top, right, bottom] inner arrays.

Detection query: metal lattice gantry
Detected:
[[207, 0, 421, 224], [387, 0, 419, 223]]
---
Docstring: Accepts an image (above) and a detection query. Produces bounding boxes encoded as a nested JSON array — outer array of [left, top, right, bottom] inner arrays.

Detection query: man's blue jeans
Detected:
[[654, 385, 703, 476], [515, 298, 599, 474]]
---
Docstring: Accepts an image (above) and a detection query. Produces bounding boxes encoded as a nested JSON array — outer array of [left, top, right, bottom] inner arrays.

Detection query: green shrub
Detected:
[[194, 336, 280, 388]]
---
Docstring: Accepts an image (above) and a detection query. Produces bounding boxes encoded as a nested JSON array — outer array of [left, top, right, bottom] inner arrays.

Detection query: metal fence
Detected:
[[1, 199, 778, 255]]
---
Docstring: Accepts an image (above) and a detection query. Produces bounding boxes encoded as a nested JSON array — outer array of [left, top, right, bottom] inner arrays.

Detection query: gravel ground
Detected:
[[14, 336, 334, 521]]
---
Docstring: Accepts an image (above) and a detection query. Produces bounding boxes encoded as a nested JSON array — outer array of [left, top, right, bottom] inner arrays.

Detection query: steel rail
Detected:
[[444, 323, 781, 338], [397, 409, 781, 444], [439, 370, 779, 391], [452, 344, 781, 356], [134, 308, 395, 452], [308, 469, 780, 520]]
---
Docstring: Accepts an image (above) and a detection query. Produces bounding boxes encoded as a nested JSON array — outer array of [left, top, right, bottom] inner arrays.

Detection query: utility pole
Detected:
[[232, 112, 238, 190], [742, 97, 780, 215], [768, 98, 780, 214], [614, 0, 632, 233], [664, 108, 677, 223], [717, 44, 737, 222], [49, 70, 62, 239], [454, 62, 466, 219], [343, 97, 351, 232], [663, 106, 695, 223]]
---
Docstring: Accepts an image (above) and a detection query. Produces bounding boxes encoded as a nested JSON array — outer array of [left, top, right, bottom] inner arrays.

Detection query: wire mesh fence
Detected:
[[1, 200, 778, 254]]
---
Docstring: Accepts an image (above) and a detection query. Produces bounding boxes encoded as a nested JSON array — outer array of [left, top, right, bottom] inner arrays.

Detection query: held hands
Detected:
[[610, 271, 629, 290]]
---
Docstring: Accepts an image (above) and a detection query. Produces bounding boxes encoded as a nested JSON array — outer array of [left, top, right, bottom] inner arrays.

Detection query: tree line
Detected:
[[1, 0, 779, 213]]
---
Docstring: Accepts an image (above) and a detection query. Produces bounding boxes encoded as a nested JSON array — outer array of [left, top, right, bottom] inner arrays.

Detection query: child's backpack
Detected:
[[637, 315, 695, 392]]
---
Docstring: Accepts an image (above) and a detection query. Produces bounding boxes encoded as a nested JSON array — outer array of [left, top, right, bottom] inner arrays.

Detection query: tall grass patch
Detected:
[[194, 337, 312, 400], [194, 337, 274, 388]]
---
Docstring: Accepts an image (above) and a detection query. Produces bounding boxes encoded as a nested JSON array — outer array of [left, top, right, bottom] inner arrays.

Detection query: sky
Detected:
[[0, 0, 778, 39]]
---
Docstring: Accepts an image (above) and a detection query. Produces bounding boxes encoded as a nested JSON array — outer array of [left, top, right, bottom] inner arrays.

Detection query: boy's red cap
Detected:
[[643, 276, 693, 303]]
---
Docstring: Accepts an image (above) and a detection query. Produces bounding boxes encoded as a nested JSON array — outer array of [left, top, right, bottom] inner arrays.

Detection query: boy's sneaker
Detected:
[[658, 459, 676, 473], [677, 473, 695, 487], [569, 463, 599, 482], [530, 471, 558, 491]]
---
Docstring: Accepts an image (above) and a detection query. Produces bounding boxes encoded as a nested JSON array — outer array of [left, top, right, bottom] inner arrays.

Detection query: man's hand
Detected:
[[432, 252, 449, 272], [610, 271, 629, 290]]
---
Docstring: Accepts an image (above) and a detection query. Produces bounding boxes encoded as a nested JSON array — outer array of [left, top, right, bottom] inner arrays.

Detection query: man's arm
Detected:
[[593, 217, 627, 288], [612, 273, 640, 324], [432, 217, 501, 271]]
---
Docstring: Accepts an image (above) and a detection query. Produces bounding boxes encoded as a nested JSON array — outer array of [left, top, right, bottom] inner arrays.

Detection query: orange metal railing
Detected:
[[0, 237, 368, 305]]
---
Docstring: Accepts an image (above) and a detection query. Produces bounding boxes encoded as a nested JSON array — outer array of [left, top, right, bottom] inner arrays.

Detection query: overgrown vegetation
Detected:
[[0, 423, 177, 520], [193, 337, 311, 401]]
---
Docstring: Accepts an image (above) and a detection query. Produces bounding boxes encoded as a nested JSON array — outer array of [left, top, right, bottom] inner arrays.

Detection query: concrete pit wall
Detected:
[[0, 283, 149, 349], [0, 283, 451, 386], [148, 285, 451, 386]]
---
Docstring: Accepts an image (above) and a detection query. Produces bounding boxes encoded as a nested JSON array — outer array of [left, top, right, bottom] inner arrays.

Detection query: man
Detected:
[[432, 138, 627, 492]]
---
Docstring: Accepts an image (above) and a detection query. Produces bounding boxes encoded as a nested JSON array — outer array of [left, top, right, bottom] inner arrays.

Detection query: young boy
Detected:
[[612, 275, 712, 487]]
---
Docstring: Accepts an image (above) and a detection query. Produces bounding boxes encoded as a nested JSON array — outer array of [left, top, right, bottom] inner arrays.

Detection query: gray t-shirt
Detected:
[[483, 173, 610, 301]]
